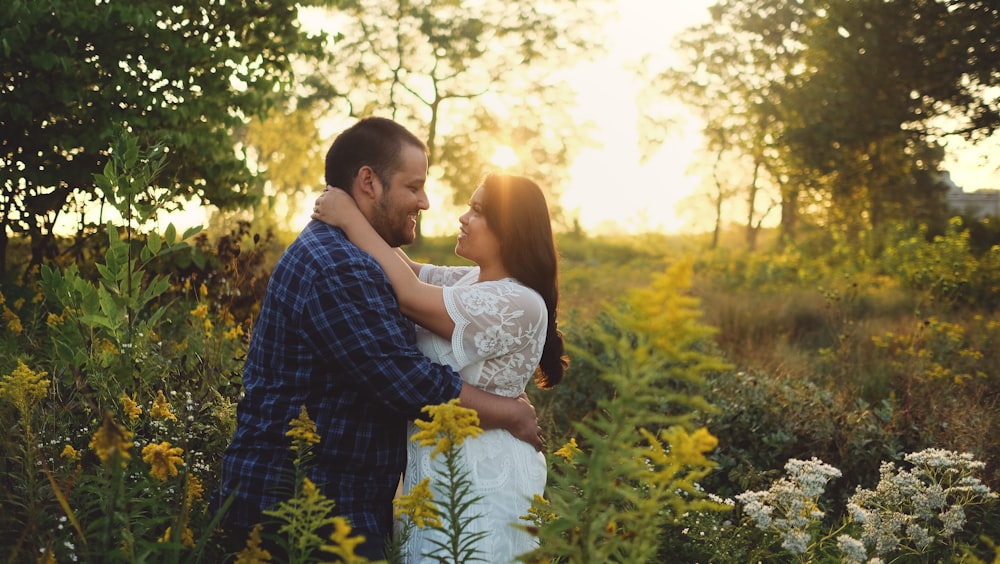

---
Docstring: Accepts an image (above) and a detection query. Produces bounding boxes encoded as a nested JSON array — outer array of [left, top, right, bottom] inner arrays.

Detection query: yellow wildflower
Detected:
[[89, 414, 134, 463], [191, 303, 209, 319], [150, 390, 178, 421], [224, 324, 245, 341], [199, 283, 208, 297], [394, 477, 441, 529], [321, 516, 367, 563], [46, 311, 66, 326], [2, 305, 22, 335], [142, 441, 184, 481], [234, 524, 272, 563], [203, 318, 213, 335], [411, 399, 482, 459], [0, 359, 50, 420], [61, 444, 81, 462], [286, 405, 321, 450], [554, 437, 582, 462], [520, 494, 556, 525], [302, 476, 319, 497], [660, 426, 718, 467], [186, 473, 204, 505], [161, 525, 195, 548], [121, 394, 142, 421]]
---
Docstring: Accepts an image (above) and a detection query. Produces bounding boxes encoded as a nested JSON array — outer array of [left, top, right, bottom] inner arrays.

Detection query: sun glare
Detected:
[[489, 145, 519, 169]]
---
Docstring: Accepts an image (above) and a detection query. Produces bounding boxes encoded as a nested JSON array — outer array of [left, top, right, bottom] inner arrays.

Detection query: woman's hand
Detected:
[[311, 185, 360, 228]]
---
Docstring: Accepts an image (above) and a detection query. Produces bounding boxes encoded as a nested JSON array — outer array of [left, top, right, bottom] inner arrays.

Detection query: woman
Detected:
[[312, 172, 567, 563]]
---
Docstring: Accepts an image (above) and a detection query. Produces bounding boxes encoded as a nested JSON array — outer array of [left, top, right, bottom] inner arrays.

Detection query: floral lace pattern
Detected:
[[401, 264, 549, 562], [417, 265, 547, 398]]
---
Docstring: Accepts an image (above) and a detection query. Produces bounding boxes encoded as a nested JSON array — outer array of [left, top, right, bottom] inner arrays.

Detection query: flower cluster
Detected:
[[394, 476, 441, 529], [286, 404, 321, 451], [736, 457, 841, 555], [410, 398, 482, 459], [0, 360, 49, 419], [845, 448, 998, 559], [89, 414, 135, 464]]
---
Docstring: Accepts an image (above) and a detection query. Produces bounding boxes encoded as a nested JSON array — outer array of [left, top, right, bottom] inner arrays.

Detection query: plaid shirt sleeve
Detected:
[[219, 221, 463, 537]]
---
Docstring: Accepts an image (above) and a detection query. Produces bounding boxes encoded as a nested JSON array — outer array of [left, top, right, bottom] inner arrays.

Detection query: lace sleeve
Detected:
[[418, 264, 477, 287], [442, 280, 548, 395]]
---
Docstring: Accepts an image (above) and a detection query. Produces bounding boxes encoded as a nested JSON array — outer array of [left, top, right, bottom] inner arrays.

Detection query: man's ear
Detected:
[[355, 166, 380, 201]]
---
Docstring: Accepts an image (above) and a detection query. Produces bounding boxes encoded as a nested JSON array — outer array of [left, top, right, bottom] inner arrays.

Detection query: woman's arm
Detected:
[[312, 187, 455, 338], [394, 248, 423, 277]]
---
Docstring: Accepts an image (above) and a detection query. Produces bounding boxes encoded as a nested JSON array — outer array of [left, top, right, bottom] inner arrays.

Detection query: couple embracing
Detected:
[[217, 116, 567, 563]]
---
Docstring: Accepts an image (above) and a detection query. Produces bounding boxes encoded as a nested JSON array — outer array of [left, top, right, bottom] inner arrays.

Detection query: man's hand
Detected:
[[458, 386, 544, 452], [509, 393, 543, 452]]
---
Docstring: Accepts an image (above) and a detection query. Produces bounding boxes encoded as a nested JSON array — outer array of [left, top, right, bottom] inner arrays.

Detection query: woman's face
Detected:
[[455, 186, 502, 267]]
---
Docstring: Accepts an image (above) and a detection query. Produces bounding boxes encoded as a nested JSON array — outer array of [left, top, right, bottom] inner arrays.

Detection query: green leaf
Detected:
[[164, 223, 177, 245], [181, 225, 202, 241]]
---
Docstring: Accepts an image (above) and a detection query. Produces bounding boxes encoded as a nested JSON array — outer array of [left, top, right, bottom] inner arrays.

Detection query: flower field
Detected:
[[2, 155, 1000, 562]]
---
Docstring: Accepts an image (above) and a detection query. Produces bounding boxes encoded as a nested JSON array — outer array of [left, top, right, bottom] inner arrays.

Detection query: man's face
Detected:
[[369, 143, 429, 247]]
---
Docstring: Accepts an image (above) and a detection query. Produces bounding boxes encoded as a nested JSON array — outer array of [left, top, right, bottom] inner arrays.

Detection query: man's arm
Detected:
[[458, 383, 542, 451]]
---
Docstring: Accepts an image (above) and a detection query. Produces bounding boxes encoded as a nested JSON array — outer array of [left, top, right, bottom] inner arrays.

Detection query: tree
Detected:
[[0, 0, 336, 272], [301, 0, 611, 238], [642, 0, 999, 246], [640, 0, 810, 245]]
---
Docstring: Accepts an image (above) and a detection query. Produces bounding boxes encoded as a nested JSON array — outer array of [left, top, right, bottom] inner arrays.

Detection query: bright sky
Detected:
[[63, 0, 998, 238], [416, 0, 715, 237], [556, 0, 714, 235]]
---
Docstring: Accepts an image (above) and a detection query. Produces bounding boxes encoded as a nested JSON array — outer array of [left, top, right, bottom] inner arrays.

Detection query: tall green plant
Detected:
[[524, 258, 732, 562], [39, 133, 202, 407]]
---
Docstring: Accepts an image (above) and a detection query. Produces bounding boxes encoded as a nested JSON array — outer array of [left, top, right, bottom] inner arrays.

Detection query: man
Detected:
[[217, 117, 541, 559]]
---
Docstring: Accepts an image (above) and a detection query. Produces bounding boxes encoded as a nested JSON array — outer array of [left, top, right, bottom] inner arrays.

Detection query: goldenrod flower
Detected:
[[187, 473, 204, 505], [150, 390, 178, 421], [411, 399, 482, 459], [2, 305, 22, 335], [46, 311, 66, 326], [0, 359, 50, 420], [286, 405, 321, 450], [120, 394, 142, 421], [234, 524, 272, 563], [301, 476, 319, 498], [89, 414, 134, 463], [190, 303, 209, 319], [199, 283, 208, 297], [320, 516, 367, 562], [61, 444, 81, 462], [395, 477, 441, 529], [142, 441, 184, 481], [224, 324, 245, 341], [665, 426, 718, 466], [554, 437, 582, 462], [520, 494, 556, 525], [160, 525, 195, 548]]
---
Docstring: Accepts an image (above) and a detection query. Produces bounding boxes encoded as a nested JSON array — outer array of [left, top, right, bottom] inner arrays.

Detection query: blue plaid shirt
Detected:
[[218, 220, 463, 540]]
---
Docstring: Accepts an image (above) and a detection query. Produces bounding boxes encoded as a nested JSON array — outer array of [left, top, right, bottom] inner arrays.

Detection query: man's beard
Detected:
[[370, 192, 414, 248]]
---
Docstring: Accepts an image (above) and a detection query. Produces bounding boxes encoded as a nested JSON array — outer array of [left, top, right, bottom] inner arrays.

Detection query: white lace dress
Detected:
[[399, 265, 548, 564]]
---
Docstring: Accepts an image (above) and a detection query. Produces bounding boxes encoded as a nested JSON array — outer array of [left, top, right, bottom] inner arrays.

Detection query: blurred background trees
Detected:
[[0, 0, 338, 272], [642, 0, 999, 249]]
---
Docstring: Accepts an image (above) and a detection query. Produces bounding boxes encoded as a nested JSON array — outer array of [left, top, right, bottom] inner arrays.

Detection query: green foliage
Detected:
[[525, 259, 732, 562], [882, 218, 1000, 308], [38, 135, 206, 407], [0, 0, 335, 270]]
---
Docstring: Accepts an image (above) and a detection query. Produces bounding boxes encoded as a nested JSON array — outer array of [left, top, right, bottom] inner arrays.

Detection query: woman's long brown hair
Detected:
[[480, 173, 567, 388]]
